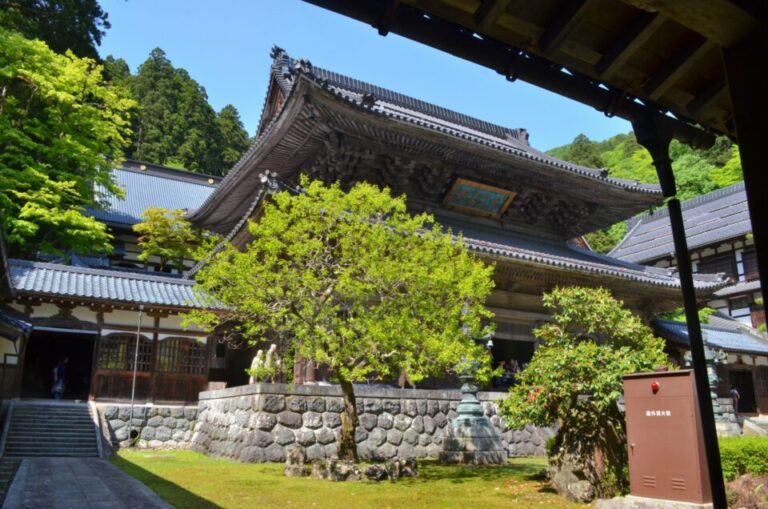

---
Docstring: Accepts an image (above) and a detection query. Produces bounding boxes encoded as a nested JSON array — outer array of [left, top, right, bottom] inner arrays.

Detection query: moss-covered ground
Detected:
[[112, 450, 589, 508]]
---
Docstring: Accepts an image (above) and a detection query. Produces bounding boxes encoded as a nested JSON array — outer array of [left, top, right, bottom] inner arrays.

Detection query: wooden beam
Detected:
[[722, 28, 768, 353], [473, 0, 512, 32], [620, 0, 759, 47], [644, 38, 713, 101], [596, 12, 665, 79], [539, 0, 592, 54], [687, 79, 727, 116]]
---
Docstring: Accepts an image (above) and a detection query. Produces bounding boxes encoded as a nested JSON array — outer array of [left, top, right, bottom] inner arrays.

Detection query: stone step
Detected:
[[8, 425, 94, 432], [3, 450, 98, 458], [6, 435, 96, 443], [4, 446, 98, 455], [3, 403, 99, 458], [6, 452, 98, 458]]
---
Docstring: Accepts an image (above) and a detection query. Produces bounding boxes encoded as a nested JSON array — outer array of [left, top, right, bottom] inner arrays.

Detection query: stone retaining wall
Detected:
[[97, 404, 198, 448], [191, 383, 554, 463]]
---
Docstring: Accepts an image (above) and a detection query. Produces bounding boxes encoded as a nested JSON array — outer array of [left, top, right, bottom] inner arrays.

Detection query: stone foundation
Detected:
[[98, 404, 198, 449], [190, 383, 554, 462]]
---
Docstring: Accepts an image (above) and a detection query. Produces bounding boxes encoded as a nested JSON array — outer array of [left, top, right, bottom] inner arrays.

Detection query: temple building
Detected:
[[187, 48, 725, 385], [0, 48, 732, 402]]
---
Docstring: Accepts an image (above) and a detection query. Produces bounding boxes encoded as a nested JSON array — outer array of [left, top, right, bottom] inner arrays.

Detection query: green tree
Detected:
[[0, 0, 110, 59], [584, 221, 627, 254], [185, 178, 496, 461], [132, 208, 198, 271], [499, 287, 668, 498], [0, 28, 133, 257], [566, 134, 604, 168], [124, 48, 249, 176], [216, 104, 250, 169]]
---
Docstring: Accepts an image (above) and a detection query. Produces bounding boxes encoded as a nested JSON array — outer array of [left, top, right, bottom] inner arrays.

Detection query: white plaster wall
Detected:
[[102, 309, 141, 327], [27, 303, 59, 318], [71, 307, 98, 323], [159, 314, 204, 333]]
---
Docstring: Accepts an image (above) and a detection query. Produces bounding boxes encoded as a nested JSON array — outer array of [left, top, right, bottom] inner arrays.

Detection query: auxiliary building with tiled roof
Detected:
[[611, 182, 763, 329], [83, 160, 220, 273], [188, 48, 726, 385], [0, 161, 222, 403]]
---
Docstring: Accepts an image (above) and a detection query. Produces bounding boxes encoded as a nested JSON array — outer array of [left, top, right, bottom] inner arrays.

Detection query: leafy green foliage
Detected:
[[185, 178, 496, 460], [216, 104, 251, 169], [132, 208, 199, 271], [106, 48, 250, 176], [549, 132, 745, 253], [500, 287, 668, 497], [719, 436, 768, 481], [584, 222, 627, 255], [0, 28, 133, 257], [0, 0, 110, 59], [565, 134, 604, 168], [658, 306, 716, 324]]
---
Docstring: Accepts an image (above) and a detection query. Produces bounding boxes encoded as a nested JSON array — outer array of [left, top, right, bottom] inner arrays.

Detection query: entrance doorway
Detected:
[[21, 329, 96, 400], [730, 369, 757, 414]]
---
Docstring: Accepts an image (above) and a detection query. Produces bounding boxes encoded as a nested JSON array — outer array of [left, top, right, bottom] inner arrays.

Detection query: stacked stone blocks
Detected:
[[189, 384, 555, 462]]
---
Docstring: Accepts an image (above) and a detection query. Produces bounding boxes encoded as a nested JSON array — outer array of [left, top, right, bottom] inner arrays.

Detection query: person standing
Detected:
[[52, 357, 69, 400], [729, 385, 741, 417]]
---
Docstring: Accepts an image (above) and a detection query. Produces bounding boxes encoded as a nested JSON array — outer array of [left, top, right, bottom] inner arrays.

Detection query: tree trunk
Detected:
[[338, 377, 359, 462]]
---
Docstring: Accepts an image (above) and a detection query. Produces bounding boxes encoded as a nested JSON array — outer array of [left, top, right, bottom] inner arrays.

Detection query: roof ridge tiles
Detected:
[[629, 180, 746, 224]]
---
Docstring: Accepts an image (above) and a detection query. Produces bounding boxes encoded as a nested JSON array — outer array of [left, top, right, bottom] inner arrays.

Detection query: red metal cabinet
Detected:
[[623, 370, 712, 504]]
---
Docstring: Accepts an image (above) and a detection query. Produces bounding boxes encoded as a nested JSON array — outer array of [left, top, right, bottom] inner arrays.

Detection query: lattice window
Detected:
[[698, 253, 737, 280], [742, 248, 759, 281], [97, 333, 152, 372], [157, 337, 207, 375], [756, 367, 768, 401]]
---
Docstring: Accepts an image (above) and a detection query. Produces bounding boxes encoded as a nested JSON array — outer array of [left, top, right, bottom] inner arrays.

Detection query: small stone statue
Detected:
[[284, 446, 310, 477]]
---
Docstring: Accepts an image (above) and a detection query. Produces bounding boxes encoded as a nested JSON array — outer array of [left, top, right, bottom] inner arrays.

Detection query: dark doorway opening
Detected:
[[730, 370, 757, 413], [21, 329, 95, 400]]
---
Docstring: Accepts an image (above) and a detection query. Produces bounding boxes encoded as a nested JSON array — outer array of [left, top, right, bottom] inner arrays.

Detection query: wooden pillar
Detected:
[[722, 29, 768, 311], [305, 360, 316, 384], [293, 356, 305, 385], [632, 118, 727, 508]]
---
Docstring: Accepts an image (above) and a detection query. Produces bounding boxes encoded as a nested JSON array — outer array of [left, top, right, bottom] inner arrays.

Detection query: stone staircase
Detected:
[[1, 402, 99, 457]]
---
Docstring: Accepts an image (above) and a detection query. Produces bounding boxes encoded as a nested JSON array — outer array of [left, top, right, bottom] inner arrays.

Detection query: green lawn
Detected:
[[112, 450, 589, 509]]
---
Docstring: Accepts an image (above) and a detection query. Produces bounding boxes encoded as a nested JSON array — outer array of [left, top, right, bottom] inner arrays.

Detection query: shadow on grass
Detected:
[[416, 459, 549, 485], [110, 454, 221, 509]]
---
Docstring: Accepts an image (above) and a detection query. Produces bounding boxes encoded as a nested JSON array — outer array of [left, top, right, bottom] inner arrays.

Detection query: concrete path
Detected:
[[2, 457, 173, 509]]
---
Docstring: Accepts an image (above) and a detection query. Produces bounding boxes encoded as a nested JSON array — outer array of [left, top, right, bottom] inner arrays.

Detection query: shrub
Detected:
[[720, 436, 768, 481]]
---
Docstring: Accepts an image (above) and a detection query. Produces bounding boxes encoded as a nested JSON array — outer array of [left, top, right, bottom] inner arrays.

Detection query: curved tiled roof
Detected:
[[190, 49, 662, 232], [447, 222, 725, 291], [90, 165, 219, 227], [653, 317, 768, 355], [610, 182, 751, 263], [275, 50, 660, 194], [10, 260, 209, 309]]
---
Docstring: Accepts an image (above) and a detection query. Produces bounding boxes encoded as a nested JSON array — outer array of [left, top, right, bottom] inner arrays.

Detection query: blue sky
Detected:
[[99, 0, 631, 151]]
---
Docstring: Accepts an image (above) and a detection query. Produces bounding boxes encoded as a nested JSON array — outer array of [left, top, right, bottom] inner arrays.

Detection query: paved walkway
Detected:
[[2, 458, 173, 509]]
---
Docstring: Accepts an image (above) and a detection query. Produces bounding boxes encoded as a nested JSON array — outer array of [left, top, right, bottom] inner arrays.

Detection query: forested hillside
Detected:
[[104, 50, 251, 176], [547, 133, 744, 253]]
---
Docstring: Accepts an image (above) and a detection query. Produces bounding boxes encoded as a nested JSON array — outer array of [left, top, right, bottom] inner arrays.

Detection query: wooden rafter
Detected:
[[595, 11, 665, 79], [620, 0, 759, 47], [473, 0, 512, 32], [644, 38, 714, 101], [539, 0, 592, 53], [687, 79, 728, 116]]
